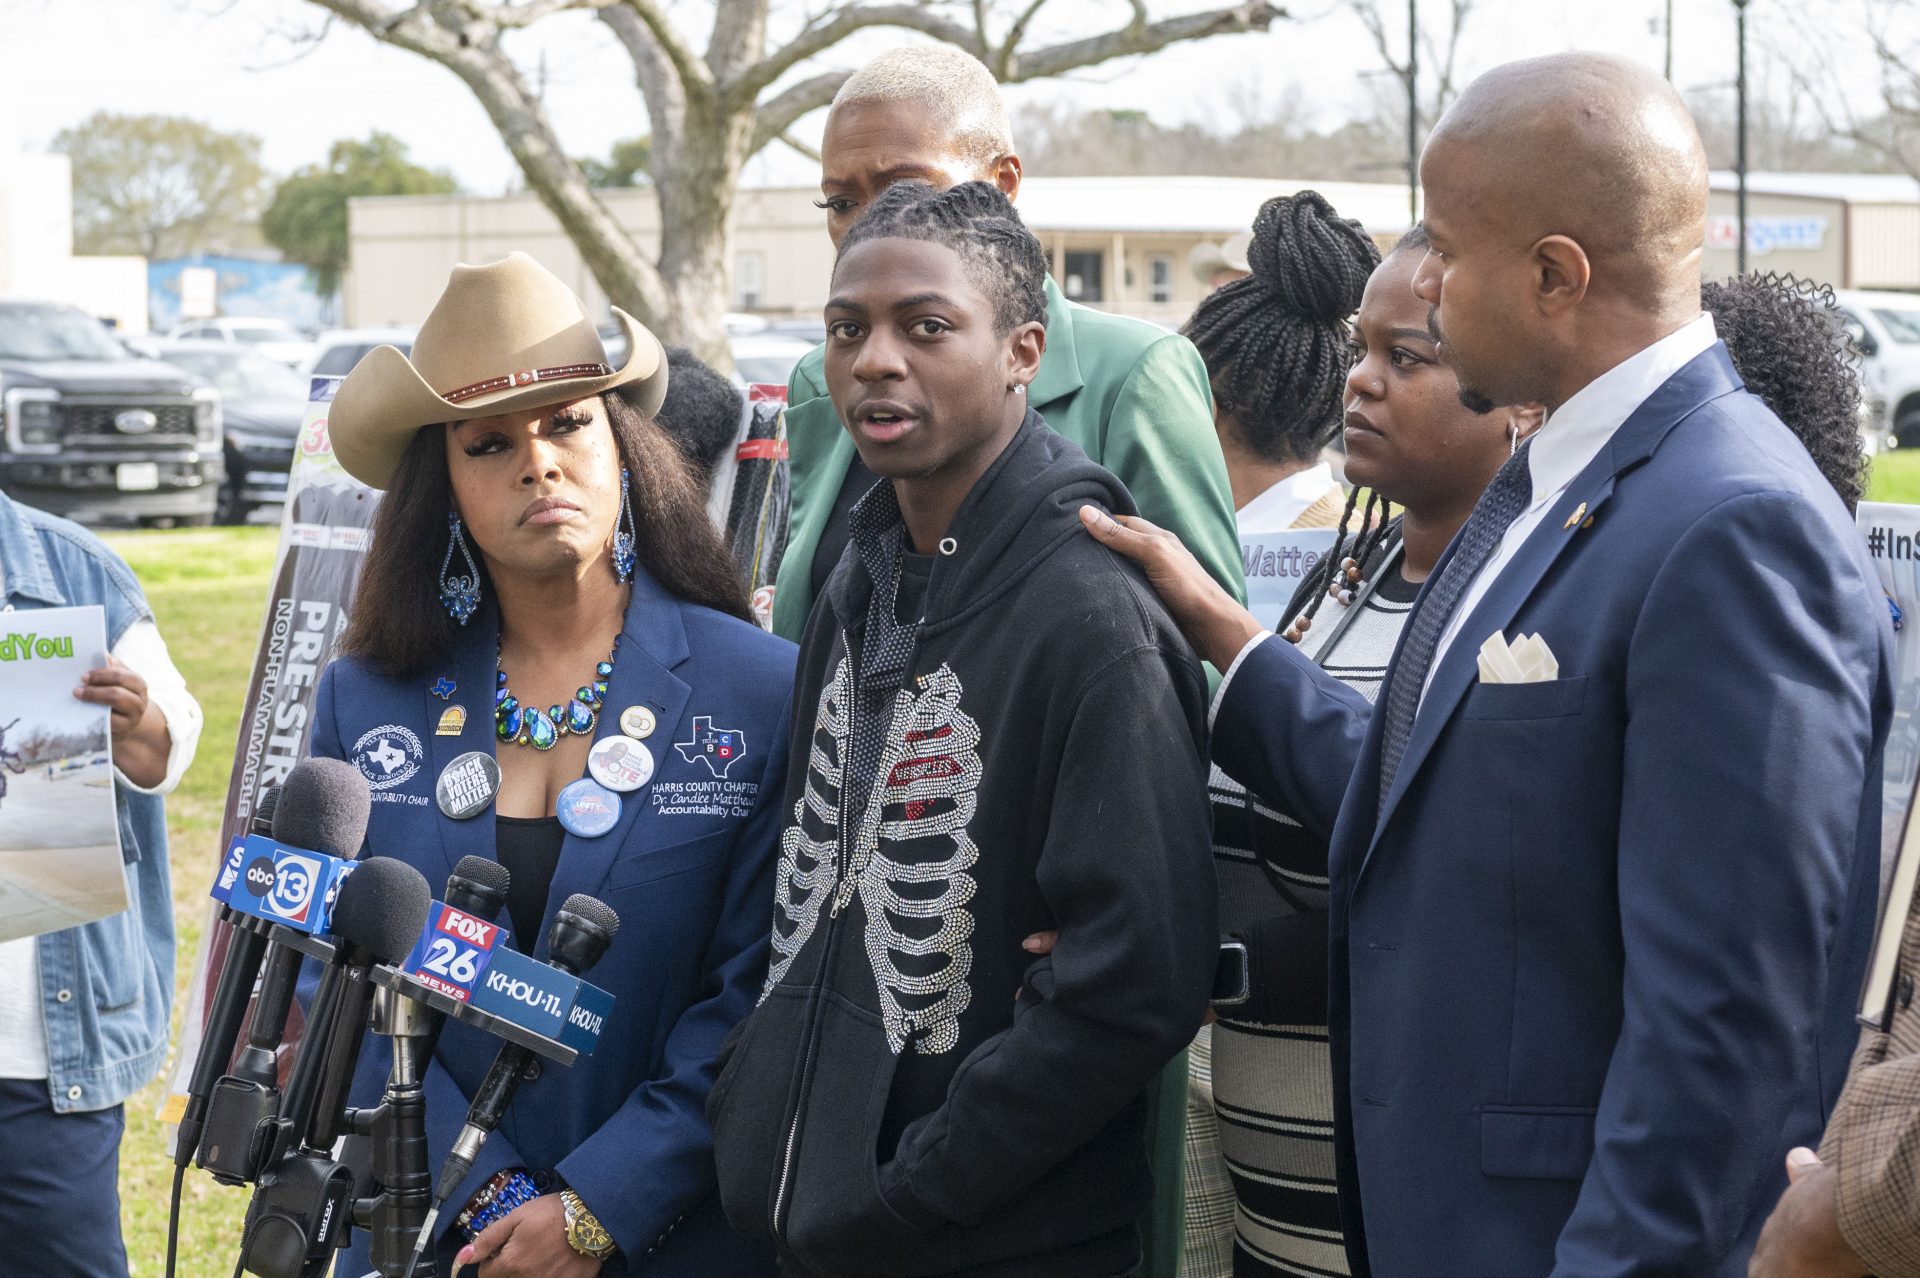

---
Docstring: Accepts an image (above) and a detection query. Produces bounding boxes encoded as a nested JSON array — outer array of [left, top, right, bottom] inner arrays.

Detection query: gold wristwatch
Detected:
[[560, 1188, 617, 1262]]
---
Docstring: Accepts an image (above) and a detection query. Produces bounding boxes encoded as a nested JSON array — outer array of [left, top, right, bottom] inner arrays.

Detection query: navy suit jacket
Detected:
[[307, 566, 794, 1275], [1213, 345, 1892, 1277]]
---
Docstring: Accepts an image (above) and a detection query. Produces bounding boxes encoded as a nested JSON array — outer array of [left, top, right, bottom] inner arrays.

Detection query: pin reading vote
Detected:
[[558, 778, 621, 838], [588, 735, 654, 793], [436, 751, 501, 821]]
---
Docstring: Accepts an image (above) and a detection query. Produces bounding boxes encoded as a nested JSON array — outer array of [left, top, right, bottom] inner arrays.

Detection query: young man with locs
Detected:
[[707, 180, 1217, 1278]]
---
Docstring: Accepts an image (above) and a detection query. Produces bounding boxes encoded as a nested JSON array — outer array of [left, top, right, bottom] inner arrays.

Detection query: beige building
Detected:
[[344, 169, 1920, 335], [1704, 171, 1920, 289], [345, 176, 1426, 332]]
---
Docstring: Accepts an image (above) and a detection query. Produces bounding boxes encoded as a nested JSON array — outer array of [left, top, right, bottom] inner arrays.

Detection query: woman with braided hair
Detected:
[[1175, 191, 1381, 1278], [1184, 190, 1380, 535], [1186, 225, 1542, 1278]]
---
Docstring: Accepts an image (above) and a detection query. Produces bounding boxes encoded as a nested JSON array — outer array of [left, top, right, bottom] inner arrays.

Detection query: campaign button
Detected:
[[587, 736, 654, 793], [619, 706, 657, 739], [436, 751, 501, 821], [557, 778, 621, 838]]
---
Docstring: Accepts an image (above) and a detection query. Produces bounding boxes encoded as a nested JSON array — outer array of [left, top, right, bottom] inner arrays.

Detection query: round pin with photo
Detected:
[[587, 735, 654, 793], [557, 777, 621, 838]]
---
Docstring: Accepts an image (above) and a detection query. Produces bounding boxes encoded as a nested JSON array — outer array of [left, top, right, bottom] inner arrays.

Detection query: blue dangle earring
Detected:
[[439, 511, 482, 625], [612, 468, 637, 584]]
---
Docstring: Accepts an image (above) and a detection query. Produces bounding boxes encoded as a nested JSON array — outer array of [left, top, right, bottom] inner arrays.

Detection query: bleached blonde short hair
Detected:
[[831, 45, 1015, 168]]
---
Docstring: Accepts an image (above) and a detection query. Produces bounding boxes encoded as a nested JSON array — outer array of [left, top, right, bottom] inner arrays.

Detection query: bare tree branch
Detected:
[[748, 69, 850, 154], [994, 0, 1054, 77], [612, 0, 712, 96], [308, 0, 671, 320], [725, 4, 978, 104], [1002, 1, 1284, 82], [779, 130, 822, 162], [490, 0, 619, 28]]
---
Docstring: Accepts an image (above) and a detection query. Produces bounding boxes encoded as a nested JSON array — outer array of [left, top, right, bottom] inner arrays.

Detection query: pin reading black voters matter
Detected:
[[436, 751, 501, 820], [587, 735, 654, 793]]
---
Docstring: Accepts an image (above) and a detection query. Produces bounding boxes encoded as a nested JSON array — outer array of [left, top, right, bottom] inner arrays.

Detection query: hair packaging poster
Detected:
[[0, 604, 128, 943]]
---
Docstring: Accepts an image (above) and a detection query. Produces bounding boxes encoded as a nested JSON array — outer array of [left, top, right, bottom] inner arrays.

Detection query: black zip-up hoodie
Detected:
[[708, 412, 1217, 1277]]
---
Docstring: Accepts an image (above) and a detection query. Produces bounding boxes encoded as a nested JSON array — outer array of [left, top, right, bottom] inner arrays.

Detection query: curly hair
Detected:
[[836, 180, 1049, 335], [1182, 191, 1381, 465], [1704, 271, 1868, 513]]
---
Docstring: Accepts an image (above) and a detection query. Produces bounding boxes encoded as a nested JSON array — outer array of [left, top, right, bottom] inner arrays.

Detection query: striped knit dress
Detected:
[[1199, 532, 1415, 1278]]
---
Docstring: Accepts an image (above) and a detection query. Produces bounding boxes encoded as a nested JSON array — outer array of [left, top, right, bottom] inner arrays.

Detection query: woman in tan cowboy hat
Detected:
[[308, 252, 793, 1277]]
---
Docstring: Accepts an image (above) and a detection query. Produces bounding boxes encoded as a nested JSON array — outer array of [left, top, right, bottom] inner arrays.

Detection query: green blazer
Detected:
[[772, 276, 1248, 640]]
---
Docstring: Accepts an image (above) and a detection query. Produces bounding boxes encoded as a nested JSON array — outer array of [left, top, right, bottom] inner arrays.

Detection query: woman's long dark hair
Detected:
[[339, 388, 753, 676]]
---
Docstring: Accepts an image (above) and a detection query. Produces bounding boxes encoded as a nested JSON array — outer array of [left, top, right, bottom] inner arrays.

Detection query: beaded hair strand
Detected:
[[1282, 488, 1397, 643]]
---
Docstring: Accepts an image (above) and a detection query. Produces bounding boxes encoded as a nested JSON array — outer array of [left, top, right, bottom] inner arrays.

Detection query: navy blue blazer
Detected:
[[1213, 345, 1892, 1277], [308, 566, 794, 1275]]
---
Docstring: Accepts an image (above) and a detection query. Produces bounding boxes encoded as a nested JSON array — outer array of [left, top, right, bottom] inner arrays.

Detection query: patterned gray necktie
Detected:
[[1376, 440, 1535, 811]]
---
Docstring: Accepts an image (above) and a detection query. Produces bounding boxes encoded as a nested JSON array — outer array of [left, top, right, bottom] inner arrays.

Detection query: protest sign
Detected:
[[161, 377, 377, 1124], [1241, 528, 1338, 633], [1859, 501, 1920, 894]]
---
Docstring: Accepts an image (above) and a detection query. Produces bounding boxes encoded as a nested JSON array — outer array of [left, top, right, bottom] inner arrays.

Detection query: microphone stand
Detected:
[[350, 985, 436, 1278]]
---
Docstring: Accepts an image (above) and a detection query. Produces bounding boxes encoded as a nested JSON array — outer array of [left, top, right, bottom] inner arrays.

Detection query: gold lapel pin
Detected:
[[1563, 501, 1588, 531]]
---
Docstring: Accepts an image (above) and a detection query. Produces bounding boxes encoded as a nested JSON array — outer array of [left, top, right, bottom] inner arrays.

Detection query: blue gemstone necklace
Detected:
[[495, 638, 617, 751]]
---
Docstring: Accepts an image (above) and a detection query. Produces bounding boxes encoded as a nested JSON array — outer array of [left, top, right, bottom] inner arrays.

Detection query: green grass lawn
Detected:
[[1869, 449, 1920, 505], [103, 526, 276, 1276]]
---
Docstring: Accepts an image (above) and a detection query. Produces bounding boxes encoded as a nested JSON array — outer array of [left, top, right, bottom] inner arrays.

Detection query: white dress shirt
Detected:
[[0, 583, 202, 1080], [1214, 315, 1721, 730], [1422, 313, 1719, 698], [1234, 462, 1338, 535]]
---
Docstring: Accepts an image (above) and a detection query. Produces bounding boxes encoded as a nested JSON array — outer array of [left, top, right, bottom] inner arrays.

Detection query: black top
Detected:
[[895, 550, 935, 624], [495, 815, 564, 951], [810, 453, 883, 598]]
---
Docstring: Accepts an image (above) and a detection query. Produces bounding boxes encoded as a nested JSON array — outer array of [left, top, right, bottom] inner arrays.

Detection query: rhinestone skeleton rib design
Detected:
[[767, 656, 981, 1057]]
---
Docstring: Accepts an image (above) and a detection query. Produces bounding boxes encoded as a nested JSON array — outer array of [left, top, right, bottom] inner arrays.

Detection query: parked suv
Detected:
[[1835, 289, 1920, 448], [0, 301, 223, 525]]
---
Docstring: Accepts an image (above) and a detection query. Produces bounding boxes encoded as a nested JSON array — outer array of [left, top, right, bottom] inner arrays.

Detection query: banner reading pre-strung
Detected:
[[161, 376, 378, 1126]]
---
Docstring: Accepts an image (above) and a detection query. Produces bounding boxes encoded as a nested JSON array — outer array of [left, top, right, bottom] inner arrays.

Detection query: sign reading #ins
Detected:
[[400, 902, 505, 1002]]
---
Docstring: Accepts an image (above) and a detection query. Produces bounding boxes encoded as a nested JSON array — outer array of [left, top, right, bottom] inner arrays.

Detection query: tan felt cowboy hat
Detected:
[[329, 251, 667, 489]]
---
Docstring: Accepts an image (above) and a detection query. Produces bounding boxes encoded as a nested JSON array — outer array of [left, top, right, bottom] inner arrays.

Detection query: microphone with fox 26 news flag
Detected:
[[191, 759, 371, 1188], [402, 894, 620, 1277]]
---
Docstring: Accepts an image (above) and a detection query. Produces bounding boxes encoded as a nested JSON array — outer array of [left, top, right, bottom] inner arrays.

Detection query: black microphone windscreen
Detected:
[[251, 785, 281, 832], [451, 855, 510, 898], [329, 857, 432, 965], [272, 758, 372, 861], [559, 893, 620, 940]]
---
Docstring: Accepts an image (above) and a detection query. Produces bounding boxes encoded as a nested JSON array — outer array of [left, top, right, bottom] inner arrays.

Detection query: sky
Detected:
[[0, 0, 1881, 194]]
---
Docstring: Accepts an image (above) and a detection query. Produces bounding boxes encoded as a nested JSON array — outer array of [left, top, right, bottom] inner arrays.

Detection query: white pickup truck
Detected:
[[1835, 289, 1920, 449]]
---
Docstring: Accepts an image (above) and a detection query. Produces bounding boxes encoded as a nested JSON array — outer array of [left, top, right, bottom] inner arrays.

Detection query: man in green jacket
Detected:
[[773, 44, 1248, 1278], [772, 43, 1246, 644]]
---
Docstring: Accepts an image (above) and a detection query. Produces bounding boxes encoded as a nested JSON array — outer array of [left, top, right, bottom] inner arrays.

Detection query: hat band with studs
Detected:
[[442, 361, 613, 405]]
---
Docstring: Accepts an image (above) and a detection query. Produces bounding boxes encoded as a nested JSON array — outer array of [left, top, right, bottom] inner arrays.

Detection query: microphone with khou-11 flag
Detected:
[[207, 770, 616, 1056]]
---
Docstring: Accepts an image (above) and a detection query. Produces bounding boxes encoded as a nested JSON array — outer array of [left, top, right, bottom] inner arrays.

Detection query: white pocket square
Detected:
[[1478, 631, 1559, 684]]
